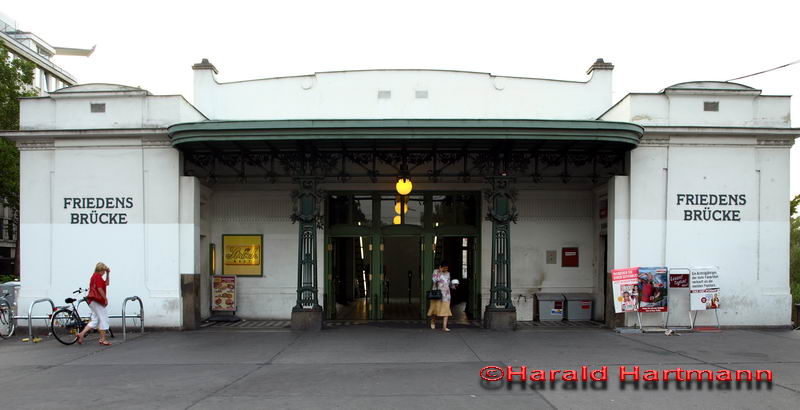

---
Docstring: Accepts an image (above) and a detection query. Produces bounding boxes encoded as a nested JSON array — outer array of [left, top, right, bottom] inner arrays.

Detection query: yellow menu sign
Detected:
[[222, 234, 263, 276]]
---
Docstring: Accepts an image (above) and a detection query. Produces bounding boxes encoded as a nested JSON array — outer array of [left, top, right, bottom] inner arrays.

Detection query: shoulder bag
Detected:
[[426, 279, 442, 300]]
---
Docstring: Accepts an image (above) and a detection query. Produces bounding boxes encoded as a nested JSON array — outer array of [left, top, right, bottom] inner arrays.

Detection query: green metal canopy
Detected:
[[168, 119, 642, 147], [167, 119, 643, 184]]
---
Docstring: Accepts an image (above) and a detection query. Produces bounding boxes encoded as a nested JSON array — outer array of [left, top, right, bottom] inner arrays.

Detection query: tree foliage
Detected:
[[0, 40, 36, 211]]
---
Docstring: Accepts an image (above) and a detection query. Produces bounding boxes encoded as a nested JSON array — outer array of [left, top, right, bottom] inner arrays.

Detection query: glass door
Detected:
[[326, 236, 373, 320]]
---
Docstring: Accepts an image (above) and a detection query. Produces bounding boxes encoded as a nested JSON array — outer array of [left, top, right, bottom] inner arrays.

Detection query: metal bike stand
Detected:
[[107, 296, 144, 341], [23, 298, 55, 342]]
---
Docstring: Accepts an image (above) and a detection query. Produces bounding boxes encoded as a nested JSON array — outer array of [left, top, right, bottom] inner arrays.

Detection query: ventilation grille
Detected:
[[703, 101, 719, 112]]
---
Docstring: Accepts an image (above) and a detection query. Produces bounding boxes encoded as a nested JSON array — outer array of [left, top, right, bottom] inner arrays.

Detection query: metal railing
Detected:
[[13, 296, 144, 342]]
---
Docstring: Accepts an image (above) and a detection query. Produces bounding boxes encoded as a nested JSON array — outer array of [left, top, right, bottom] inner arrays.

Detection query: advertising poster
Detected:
[[222, 234, 263, 276], [638, 267, 668, 312], [690, 267, 720, 311], [669, 272, 690, 288], [212, 275, 236, 312], [612, 267, 639, 313]]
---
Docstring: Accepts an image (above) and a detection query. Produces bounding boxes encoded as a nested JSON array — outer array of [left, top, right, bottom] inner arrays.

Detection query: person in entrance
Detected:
[[428, 262, 457, 332]]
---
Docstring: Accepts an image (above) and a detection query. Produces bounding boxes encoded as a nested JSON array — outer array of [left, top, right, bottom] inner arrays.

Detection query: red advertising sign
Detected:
[[669, 274, 689, 288]]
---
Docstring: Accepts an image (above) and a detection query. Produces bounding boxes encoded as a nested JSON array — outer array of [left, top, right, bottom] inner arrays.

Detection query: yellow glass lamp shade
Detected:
[[395, 178, 413, 196], [393, 215, 402, 225], [394, 202, 409, 214]]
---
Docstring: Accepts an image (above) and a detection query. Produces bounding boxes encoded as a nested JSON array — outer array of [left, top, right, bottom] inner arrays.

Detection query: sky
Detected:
[[4, 0, 799, 196]]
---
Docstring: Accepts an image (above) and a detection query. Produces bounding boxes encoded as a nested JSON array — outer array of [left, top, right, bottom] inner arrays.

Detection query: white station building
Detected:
[[4, 58, 797, 329]]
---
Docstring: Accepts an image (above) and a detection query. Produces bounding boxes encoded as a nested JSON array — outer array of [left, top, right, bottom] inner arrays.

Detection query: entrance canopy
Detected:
[[168, 119, 643, 184]]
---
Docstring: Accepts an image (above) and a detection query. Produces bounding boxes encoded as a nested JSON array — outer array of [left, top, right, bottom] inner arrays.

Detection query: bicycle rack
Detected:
[[19, 298, 56, 343], [108, 296, 144, 341], [11, 295, 144, 343]]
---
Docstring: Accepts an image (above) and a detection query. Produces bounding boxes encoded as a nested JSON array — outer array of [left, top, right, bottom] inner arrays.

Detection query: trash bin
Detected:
[[536, 293, 565, 321], [563, 293, 593, 321]]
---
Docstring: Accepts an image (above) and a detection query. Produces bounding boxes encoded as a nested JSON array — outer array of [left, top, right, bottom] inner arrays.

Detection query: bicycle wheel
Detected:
[[0, 299, 14, 339], [51, 309, 81, 345]]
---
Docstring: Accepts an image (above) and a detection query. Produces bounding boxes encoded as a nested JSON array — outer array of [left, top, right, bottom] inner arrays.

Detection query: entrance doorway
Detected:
[[382, 237, 422, 319], [329, 236, 372, 320], [324, 191, 482, 321], [433, 236, 478, 321]]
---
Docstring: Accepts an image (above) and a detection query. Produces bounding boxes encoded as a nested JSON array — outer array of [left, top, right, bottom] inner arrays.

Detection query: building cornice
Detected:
[[15, 139, 54, 151], [1, 128, 169, 140], [643, 126, 799, 139]]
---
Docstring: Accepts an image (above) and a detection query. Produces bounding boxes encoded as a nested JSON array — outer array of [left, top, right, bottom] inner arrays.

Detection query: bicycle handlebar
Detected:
[[73, 288, 85, 294]]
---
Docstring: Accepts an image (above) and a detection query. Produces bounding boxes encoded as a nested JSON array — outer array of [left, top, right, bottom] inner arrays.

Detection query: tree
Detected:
[[0, 40, 36, 279]]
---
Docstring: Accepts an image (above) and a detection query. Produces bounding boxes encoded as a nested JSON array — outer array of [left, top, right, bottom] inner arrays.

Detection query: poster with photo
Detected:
[[212, 275, 236, 312], [638, 267, 668, 312], [690, 266, 720, 311], [612, 267, 639, 313]]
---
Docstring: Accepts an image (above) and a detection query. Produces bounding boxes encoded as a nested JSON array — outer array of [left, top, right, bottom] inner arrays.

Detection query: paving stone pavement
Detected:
[[1, 326, 799, 409]]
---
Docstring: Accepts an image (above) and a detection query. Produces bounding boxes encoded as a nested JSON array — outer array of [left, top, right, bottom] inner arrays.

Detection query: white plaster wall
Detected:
[[608, 176, 630, 271], [18, 139, 185, 327], [19, 94, 206, 130], [624, 137, 792, 327], [602, 93, 790, 128], [480, 189, 598, 321], [193, 69, 612, 121], [208, 188, 304, 319]]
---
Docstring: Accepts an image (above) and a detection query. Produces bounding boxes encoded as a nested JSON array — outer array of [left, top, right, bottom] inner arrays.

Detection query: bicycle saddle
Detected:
[[64, 297, 76, 304]]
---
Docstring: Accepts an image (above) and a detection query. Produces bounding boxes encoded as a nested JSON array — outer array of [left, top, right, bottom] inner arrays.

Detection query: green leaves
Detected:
[[0, 40, 36, 211]]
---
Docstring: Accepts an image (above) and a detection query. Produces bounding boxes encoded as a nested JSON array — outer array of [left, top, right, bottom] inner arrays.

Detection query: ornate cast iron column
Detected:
[[290, 177, 323, 330], [484, 176, 518, 330]]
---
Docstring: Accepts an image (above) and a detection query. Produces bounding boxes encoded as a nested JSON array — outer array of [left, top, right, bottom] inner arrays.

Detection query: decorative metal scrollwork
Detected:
[[290, 178, 325, 229]]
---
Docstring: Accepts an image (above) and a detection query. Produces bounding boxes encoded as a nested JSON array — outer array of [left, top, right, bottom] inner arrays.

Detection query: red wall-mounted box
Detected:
[[562, 247, 579, 267]]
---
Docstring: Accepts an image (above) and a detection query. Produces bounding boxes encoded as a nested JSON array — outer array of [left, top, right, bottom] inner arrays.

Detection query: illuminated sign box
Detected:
[[222, 234, 263, 276]]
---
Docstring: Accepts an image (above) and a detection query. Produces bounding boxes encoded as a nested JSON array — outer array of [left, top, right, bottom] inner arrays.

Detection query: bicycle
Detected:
[[50, 288, 113, 345], [0, 291, 14, 339]]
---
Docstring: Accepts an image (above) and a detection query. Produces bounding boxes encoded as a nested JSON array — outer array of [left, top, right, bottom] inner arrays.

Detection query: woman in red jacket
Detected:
[[76, 262, 111, 346]]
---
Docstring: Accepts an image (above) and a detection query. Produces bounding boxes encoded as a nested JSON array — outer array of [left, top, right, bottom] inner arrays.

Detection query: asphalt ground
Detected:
[[1, 325, 799, 409]]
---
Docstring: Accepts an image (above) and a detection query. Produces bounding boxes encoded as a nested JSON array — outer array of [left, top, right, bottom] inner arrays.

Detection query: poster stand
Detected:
[[689, 266, 721, 331], [665, 267, 692, 331], [690, 309, 720, 331], [208, 275, 241, 322], [635, 311, 668, 332]]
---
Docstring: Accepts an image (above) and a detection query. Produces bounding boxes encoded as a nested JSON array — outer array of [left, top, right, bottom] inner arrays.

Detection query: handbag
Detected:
[[426, 281, 442, 300]]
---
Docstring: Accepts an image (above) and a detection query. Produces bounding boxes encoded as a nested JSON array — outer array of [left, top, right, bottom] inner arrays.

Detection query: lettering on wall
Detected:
[[676, 194, 745, 222], [63, 197, 133, 224]]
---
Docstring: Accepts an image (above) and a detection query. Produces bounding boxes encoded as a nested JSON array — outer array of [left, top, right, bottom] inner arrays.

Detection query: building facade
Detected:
[[1, 11, 93, 279], [3, 59, 797, 329]]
